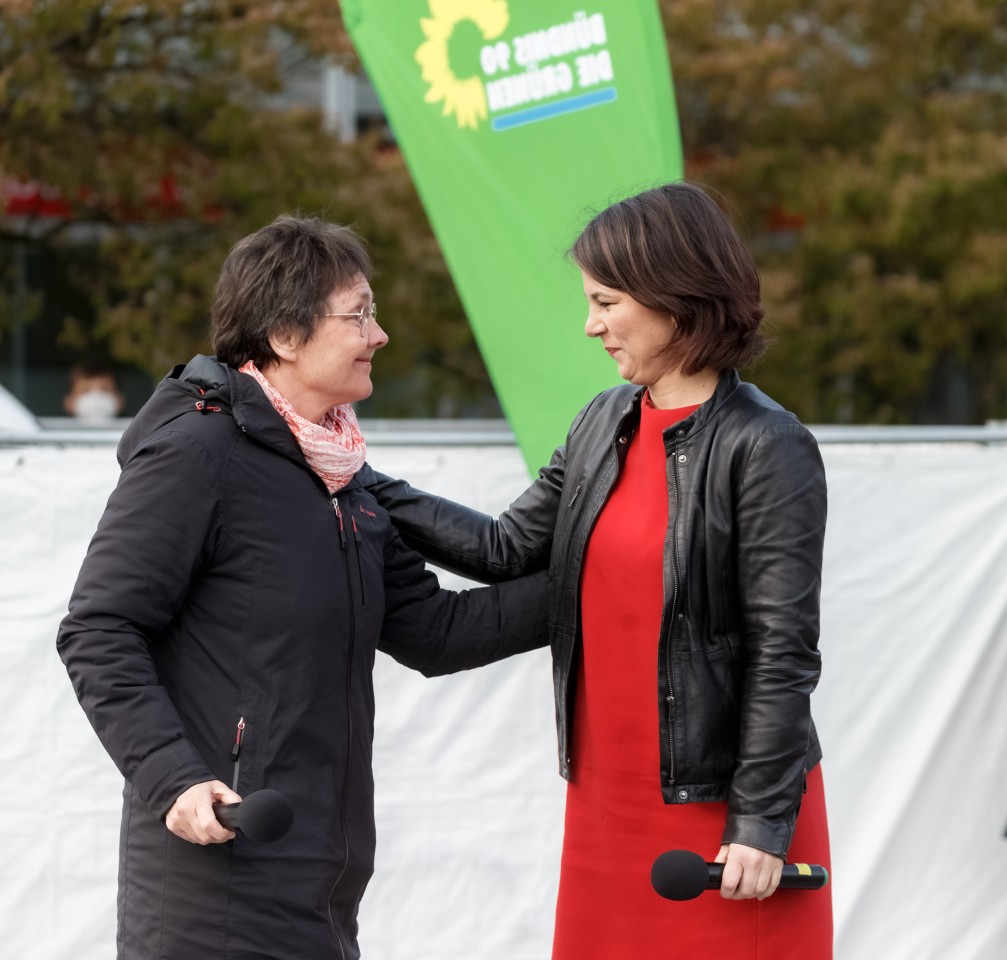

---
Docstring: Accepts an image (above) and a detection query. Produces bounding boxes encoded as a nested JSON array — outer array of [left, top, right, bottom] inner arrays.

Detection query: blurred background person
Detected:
[[62, 358, 125, 423]]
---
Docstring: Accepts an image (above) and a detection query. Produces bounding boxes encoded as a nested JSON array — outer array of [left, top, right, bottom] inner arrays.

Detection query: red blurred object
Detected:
[[2, 178, 74, 217], [2, 174, 207, 221], [768, 201, 805, 232]]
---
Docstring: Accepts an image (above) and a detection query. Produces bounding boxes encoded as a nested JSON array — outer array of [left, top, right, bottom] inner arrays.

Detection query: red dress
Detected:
[[551, 396, 833, 959]]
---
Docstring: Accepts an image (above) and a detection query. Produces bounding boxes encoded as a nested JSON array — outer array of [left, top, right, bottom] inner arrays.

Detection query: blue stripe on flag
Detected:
[[492, 88, 618, 131]]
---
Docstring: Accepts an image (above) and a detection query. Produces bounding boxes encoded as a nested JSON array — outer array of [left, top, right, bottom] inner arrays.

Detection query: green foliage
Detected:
[[661, 0, 1007, 423], [0, 0, 494, 415], [4, 1, 1005, 422]]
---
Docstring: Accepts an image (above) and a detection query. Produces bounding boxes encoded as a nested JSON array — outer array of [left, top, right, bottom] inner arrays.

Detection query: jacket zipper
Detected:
[[327, 496, 356, 960], [230, 715, 246, 792], [333, 500, 367, 606], [333, 499, 348, 548], [351, 515, 365, 605], [664, 447, 682, 790], [562, 428, 633, 776]]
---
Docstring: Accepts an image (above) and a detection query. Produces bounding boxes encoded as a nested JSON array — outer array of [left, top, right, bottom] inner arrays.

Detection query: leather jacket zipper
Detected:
[[664, 447, 682, 789], [563, 425, 634, 777]]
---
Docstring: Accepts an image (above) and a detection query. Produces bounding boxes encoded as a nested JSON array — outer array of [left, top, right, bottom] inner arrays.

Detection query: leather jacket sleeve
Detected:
[[377, 528, 550, 676], [721, 422, 828, 857], [360, 443, 567, 583]]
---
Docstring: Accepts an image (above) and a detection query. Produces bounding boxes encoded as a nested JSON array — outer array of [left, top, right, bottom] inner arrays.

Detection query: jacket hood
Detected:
[[117, 355, 304, 468]]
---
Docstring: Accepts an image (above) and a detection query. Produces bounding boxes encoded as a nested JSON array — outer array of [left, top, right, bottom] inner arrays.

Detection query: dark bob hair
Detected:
[[212, 215, 371, 369], [570, 181, 766, 374]]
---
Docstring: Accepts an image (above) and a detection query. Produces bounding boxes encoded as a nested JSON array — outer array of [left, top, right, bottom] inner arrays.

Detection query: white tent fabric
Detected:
[[1, 434, 1005, 960]]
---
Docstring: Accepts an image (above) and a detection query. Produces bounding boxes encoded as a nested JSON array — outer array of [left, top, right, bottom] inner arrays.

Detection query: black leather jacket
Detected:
[[366, 370, 827, 857]]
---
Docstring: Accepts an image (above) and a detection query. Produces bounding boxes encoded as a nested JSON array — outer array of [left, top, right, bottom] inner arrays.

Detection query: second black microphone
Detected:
[[651, 849, 829, 901]]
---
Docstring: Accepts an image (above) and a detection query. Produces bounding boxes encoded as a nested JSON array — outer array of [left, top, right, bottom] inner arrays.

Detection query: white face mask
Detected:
[[71, 389, 121, 421]]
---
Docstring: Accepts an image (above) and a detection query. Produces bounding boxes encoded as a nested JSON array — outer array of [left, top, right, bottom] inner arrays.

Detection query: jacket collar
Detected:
[[222, 363, 308, 465], [618, 368, 742, 439], [684, 368, 742, 436], [119, 355, 309, 470]]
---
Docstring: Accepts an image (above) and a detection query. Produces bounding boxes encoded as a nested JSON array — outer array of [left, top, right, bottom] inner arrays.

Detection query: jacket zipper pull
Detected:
[[351, 515, 361, 544], [568, 483, 583, 508], [333, 500, 347, 549], [231, 716, 245, 791], [231, 716, 245, 761]]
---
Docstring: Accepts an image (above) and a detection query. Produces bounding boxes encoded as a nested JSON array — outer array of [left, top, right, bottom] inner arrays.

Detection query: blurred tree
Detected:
[[0, 0, 496, 416], [662, 0, 1007, 423], [5, 2, 1006, 423]]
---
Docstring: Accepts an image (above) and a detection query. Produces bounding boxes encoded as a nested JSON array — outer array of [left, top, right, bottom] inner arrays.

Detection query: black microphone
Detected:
[[213, 789, 294, 842], [651, 849, 829, 901]]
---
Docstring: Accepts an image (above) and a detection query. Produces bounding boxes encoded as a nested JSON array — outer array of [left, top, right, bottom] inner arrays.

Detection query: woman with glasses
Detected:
[[366, 182, 833, 958], [57, 215, 548, 960]]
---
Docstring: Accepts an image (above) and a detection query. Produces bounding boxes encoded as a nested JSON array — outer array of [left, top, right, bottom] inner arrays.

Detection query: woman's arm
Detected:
[[722, 422, 828, 859], [377, 527, 549, 675], [362, 441, 568, 583], [364, 391, 614, 583], [56, 431, 225, 822]]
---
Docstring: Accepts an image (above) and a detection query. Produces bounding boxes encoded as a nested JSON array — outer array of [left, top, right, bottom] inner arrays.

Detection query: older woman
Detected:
[[56, 215, 548, 960], [366, 182, 833, 958]]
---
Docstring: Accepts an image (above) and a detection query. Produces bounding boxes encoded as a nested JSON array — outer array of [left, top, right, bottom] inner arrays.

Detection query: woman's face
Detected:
[[271, 274, 388, 415], [581, 271, 678, 389]]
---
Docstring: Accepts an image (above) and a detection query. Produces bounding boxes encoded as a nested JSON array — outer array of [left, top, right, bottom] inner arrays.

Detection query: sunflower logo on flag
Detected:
[[415, 0, 510, 130]]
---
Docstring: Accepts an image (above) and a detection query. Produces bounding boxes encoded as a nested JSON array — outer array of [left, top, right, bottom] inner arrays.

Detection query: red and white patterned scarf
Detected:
[[239, 361, 366, 494]]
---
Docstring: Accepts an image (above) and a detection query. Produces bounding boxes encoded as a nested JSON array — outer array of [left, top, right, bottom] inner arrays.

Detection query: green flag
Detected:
[[343, 0, 682, 471]]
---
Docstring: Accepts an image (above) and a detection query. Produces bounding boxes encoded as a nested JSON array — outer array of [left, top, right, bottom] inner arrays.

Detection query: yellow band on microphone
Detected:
[[794, 863, 812, 876]]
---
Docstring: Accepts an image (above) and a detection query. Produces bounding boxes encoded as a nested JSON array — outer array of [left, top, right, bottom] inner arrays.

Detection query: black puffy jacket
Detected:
[[57, 355, 548, 960], [365, 370, 827, 857]]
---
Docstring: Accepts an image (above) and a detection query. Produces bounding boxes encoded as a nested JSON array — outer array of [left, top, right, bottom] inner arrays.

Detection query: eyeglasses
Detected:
[[316, 302, 377, 338]]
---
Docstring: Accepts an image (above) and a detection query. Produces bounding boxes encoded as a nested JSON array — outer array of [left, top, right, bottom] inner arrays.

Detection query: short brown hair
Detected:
[[212, 215, 372, 368], [570, 181, 765, 374]]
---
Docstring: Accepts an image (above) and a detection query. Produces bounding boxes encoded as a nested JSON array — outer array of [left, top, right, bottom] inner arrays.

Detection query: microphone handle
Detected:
[[705, 862, 829, 891], [212, 801, 241, 831]]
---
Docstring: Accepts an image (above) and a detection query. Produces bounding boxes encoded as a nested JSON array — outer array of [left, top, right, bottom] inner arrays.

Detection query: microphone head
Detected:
[[237, 789, 294, 842], [651, 849, 709, 901]]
